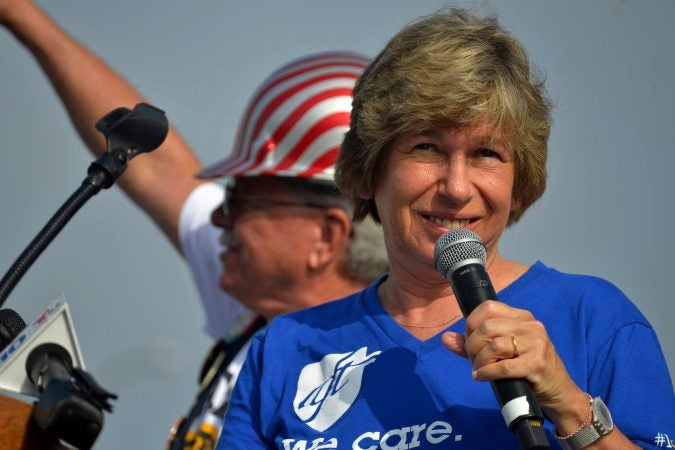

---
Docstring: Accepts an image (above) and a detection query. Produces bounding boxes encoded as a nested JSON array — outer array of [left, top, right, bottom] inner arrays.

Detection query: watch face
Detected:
[[592, 397, 614, 430]]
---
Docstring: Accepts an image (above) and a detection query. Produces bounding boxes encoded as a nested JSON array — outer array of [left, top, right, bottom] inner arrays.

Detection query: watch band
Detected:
[[555, 395, 614, 450], [559, 421, 602, 450]]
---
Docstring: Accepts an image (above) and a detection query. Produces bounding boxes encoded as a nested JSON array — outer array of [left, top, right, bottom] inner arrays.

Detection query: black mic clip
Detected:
[[87, 102, 169, 189], [27, 343, 118, 450]]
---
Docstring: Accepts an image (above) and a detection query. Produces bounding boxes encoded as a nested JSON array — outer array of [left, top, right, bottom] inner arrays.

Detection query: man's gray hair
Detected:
[[346, 216, 388, 284]]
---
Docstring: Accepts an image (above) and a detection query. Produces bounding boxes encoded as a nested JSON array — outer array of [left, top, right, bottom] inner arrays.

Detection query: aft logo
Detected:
[[293, 347, 381, 432]]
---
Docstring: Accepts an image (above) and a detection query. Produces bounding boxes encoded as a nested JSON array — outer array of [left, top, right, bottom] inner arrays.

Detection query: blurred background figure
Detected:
[[168, 52, 389, 449]]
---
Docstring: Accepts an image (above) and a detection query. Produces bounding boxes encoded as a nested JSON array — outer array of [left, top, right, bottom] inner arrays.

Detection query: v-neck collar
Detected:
[[362, 262, 545, 356]]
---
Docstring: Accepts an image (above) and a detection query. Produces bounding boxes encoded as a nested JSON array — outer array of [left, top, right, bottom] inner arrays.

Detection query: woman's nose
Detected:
[[439, 157, 473, 204]]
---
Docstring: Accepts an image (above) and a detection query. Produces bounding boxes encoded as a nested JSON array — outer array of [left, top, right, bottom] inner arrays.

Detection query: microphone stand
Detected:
[[0, 102, 168, 449], [0, 103, 168, 307]]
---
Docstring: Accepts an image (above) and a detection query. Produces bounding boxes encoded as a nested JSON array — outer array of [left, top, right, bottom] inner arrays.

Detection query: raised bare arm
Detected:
[[0, 0, 206, 250]]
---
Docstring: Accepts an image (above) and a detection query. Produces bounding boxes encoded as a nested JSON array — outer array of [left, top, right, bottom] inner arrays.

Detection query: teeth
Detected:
[[430, 217, 469, 229]]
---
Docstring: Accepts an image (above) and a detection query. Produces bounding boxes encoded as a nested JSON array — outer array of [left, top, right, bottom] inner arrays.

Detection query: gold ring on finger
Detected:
[[511, 335, 519, 358]]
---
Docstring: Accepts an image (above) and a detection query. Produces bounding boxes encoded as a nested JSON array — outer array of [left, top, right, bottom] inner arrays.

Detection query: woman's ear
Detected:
[[510, 196, 522, 212], [307, 208, 352, 271]]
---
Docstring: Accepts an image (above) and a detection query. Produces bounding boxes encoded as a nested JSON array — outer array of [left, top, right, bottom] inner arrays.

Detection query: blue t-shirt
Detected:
[[217, 262, 675, 449]]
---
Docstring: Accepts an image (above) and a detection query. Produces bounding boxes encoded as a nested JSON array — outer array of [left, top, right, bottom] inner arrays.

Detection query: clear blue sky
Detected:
[[1, 1, 673, 448]]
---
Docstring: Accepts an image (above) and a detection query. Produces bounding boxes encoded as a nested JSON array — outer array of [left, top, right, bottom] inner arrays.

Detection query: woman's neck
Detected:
[[378, 253, 529, 341]]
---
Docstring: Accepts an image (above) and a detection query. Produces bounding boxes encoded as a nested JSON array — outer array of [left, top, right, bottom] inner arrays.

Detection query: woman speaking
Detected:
[[216, 7, 675, 449]]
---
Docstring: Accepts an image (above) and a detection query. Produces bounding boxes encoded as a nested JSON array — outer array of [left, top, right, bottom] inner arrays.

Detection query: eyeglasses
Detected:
[[222, 185, 332, 218]]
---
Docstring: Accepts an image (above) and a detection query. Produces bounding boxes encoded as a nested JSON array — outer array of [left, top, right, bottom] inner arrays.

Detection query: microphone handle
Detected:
[[450, 263, 550, 450]]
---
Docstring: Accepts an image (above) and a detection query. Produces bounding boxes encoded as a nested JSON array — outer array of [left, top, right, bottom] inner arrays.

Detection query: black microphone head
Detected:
[[0, 308, 27, 350], [434, 228, 487, 278], [25, 342, 73, 389]]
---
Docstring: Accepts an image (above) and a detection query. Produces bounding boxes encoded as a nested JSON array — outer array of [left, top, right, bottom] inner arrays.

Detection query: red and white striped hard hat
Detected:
[[197, 51, 370, 183]]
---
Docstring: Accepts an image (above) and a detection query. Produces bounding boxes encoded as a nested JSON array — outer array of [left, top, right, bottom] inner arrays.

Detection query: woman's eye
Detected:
[[413, 143, 437, 152], [477, 148, 501, 159]]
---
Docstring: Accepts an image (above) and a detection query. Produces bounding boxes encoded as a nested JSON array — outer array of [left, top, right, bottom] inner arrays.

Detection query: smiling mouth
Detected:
[[425, 215, 472, 229]]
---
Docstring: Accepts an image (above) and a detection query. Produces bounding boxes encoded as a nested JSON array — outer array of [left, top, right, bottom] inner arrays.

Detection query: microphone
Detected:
[[0, 296, 116, 450], [434, 228, 550, 450], [0, 296, 85, 396], [0, 308, 26, 351], [26, 342, 115, 450]]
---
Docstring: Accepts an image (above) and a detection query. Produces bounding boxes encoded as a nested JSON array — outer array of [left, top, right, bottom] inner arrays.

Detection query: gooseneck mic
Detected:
[[0, 103, 168, 307], [434, 228, 550, 450]]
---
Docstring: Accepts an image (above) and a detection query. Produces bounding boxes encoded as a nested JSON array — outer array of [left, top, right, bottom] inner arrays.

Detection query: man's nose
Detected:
[[211, 203, 234, 229]]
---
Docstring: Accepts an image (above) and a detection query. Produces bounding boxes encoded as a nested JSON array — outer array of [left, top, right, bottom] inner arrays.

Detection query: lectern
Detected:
[[0, 393, 65, 449]]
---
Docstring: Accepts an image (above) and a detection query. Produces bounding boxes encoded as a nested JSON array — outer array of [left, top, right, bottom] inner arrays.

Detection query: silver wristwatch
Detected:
[[556, 396, 614, 450]]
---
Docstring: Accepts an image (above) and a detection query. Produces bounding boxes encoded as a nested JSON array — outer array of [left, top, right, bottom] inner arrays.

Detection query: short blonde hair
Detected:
[[336, 7, 551, 225]]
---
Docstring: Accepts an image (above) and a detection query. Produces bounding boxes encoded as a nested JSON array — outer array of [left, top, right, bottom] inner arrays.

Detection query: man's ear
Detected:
[[358, 186, 373, 199], [307, 208, 352, 271]]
